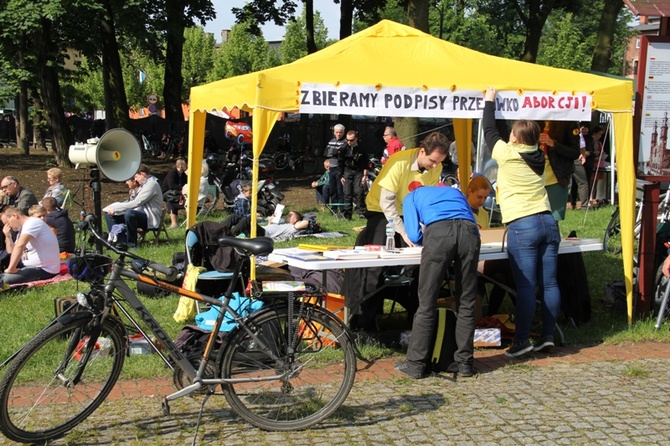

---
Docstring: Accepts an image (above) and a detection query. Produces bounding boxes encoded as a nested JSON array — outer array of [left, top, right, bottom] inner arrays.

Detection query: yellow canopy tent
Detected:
[[187, 20, 635, 324]]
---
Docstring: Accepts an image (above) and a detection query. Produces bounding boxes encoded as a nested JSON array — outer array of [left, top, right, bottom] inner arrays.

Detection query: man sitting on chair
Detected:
[[103, 164, 163, 248]]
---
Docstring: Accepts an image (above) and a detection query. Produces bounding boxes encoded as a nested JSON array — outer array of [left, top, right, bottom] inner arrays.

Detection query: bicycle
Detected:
[[603, 190, 670, 256], [0, 215, 357, 444], [274, 149, 319, 174]]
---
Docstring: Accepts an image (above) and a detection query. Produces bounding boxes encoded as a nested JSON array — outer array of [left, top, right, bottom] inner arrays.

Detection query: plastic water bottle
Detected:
[[385, 219, 395, 251]]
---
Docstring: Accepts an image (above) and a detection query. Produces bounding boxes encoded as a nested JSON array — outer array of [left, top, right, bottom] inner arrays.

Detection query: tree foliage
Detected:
[[210, 22, 278, 80], [279, 8, 330, 64]]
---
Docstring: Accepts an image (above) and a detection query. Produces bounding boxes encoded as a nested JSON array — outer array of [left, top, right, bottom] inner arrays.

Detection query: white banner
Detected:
[[298, 83, 591, 121]]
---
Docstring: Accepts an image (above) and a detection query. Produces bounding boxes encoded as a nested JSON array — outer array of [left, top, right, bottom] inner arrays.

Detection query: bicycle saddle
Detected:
[[218, 236, 274, 256]]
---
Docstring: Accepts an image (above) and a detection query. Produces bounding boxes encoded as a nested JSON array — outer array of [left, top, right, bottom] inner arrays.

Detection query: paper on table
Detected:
[[378, 247, 423, 258], [322, 250, 380, 260]]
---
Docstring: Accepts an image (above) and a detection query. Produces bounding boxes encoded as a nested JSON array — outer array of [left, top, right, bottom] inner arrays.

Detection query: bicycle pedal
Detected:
[[161, 397, 171, 416]]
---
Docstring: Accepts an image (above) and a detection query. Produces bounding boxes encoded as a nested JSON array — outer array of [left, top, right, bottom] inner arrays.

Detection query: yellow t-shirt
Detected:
[[492, 140, 551, 224], [365, 148, 442, 215], [473, 207, 490, 229]]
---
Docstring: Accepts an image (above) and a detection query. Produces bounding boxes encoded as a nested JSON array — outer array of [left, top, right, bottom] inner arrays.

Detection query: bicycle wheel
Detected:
[[0, 316, 126, 443], [603, 207, 641, 257], [274, 152, 290, 171], [302, 155, 319, 175], [603, 208, 623, 254], [220, 304, 356, 431]]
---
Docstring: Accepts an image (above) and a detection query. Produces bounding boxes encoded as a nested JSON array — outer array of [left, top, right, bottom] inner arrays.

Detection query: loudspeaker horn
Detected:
[[68, 128, 142, 182]]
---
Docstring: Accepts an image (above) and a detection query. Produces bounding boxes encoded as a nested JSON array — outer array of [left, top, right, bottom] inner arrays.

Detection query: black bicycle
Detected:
[[0, 215, 356, 444], [274, 149, 319, 174]]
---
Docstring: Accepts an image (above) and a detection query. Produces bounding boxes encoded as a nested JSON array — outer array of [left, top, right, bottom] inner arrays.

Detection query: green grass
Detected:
[[0, 204, 667, 382]]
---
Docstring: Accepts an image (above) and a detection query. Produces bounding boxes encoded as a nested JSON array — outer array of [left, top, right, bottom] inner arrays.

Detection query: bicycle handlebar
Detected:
[[80, 214, 180, 282]]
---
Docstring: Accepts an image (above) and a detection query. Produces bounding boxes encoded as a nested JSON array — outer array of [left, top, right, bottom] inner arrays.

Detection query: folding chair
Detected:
[[138, 206, 170, 245], [196, 184, 218, 220], [61, 189, 74, 210], [326, 203, 348, 219]]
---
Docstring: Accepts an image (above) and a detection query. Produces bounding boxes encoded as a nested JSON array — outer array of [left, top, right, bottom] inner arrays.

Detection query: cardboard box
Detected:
[[474, 328, 501, 347], [300, 293, 345, 347], [480, 228, 507, 245]]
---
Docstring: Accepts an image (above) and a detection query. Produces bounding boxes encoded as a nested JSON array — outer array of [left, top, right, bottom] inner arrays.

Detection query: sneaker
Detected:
[[504, 340, 534, 358], [394, 360, 426, 379], [534, 336, 555, 352]]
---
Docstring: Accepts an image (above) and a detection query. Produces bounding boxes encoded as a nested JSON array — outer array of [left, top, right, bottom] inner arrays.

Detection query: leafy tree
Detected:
[[592, 0, 630, 74], [394, 0, 429, 150], [232, 0, 298, 36], [153, 0, 215, 121], [279, 8, 330, 64], [182, 27, 216, 96], [210, 22, 276, 80], [536, 12, 592, 71]]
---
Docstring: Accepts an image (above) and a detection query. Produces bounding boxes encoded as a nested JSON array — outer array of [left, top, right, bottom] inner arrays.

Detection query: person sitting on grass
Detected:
[[42, 197, 76, 255], [0, 206, 60, 290]]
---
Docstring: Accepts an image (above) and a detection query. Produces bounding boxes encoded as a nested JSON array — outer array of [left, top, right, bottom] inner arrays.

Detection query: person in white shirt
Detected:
[[1, 206, 60, 288]]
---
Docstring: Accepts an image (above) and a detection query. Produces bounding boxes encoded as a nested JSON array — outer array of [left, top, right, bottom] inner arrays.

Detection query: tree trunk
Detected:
[[34, 19, 72, 167], [100, 0, 130, 130], [339, 0, 353, 40], [396, 0, 429, 150], [29, 87, 48, 151], [520, 0, 554, 63], [163, 0, 186, 123], [591, 0, 623, 73], [305, 0, 317, 53], [18, 82, 29, 155], [300, 0, 316, 155], [17, 35, 29, 155]]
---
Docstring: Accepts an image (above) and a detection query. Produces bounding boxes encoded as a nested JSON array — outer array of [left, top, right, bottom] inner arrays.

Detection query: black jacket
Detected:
[[547, 122, 581, 186], [46, 208, 76, 253]]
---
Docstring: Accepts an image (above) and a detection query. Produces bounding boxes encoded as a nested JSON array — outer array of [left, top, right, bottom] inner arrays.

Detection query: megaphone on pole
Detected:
[[68, 128, 142, 182]]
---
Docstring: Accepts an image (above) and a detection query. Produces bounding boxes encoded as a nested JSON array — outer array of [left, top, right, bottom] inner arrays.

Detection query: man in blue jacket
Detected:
[[395, 185, 481, 379]]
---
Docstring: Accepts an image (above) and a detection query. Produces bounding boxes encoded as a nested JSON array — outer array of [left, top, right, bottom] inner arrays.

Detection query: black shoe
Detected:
[[505, 340, 534, 358], [533, 335, 555, 352], [394, 360, 426, 379], [457, 363, 477, 378]]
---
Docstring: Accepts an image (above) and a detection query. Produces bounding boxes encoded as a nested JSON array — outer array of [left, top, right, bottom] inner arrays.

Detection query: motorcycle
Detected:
[[205, 152, 283, 217], [366, 156, 383, 190]]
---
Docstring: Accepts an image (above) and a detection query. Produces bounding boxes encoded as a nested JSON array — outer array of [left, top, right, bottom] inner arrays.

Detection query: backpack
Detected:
[[557, 252, 591, 326], [173, 325, 228, 371], [194, 293, 264, 332], [301, 212, 322, 235]]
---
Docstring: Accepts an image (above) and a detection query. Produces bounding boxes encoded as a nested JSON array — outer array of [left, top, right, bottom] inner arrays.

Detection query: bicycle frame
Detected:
[[102, 254, 298, 398]]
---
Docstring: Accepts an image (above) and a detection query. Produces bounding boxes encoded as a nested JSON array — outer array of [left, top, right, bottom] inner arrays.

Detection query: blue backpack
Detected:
[[194, 293, 264, 332]]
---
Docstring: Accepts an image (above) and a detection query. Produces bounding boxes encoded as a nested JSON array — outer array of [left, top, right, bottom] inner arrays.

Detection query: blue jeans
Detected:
[[506, 212, 561, 343]]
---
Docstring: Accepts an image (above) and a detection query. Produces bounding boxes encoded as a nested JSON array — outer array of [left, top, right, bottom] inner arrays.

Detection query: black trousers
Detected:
[[406, 219, 481, 367], [342, 168, 366, 218]]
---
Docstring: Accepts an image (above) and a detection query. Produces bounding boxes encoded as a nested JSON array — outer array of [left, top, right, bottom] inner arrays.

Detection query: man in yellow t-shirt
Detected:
[[345, 131, 449, 331]]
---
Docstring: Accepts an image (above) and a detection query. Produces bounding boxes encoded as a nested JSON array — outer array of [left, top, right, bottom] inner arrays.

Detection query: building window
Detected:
[[633, 59, 639, 75], [636, 37, 640, 49]]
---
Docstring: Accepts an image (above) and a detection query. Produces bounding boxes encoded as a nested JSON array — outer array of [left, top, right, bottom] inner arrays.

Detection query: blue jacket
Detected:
[[402, 186, 477, 245]]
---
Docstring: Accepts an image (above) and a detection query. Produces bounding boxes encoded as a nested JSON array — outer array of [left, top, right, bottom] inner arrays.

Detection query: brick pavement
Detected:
[[2, 342, 670, 445], [106, 341, 670, 400]]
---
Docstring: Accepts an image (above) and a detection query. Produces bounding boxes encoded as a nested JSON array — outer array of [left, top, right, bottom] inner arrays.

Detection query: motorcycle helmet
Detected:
[[205, 153, 223, 172]]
